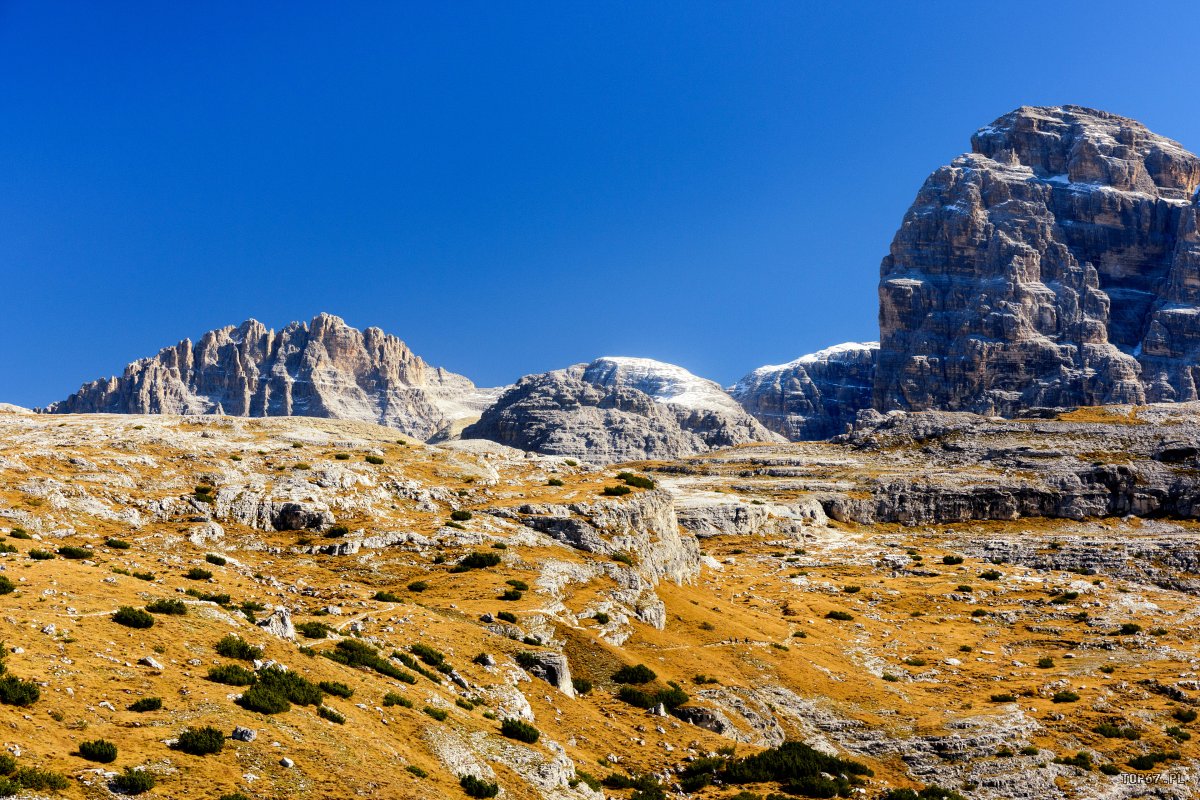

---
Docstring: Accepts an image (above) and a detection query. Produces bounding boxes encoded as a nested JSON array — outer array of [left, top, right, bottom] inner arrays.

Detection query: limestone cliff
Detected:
[[876, 105, 1200, 414]]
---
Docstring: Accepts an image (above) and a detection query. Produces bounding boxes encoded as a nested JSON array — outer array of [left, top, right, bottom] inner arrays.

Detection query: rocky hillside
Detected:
[[0, 411, 1198, 799], [731, 342, 878, 440], [461, 357, 784, 463], [45, 314, 500, 441], [876, 105, 1200, 415]]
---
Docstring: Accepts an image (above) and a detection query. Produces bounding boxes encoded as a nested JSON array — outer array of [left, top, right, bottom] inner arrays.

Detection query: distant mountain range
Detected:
[[41, 105, 1200, 462]]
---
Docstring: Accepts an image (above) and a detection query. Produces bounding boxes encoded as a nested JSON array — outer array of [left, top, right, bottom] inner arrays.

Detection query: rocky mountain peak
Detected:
[[45, 314, 497, 440]]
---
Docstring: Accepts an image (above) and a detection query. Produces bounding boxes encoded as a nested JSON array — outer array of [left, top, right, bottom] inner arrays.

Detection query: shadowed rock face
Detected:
[[461, 357, 784, 463], [731, 342, 878, 440], [876, 105, 1200, 415], [44, 314, 497, 440]]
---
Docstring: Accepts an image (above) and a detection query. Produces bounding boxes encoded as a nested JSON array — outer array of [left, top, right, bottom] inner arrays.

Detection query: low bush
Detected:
[[78, 739, 117, 763], [0, 577, 12, 595], [215, 635, 262, 661], [612, 664, 656, 685], [572, 677, 593, 694], [547, 478, 564, 486], [881, 787, 968, 800], [1095, 722, 1139, 740], [616, 472, 656, 489], [112, 606, 154, 628], [0, 674, 40, 706], [184, 567, 212, 580], [602, 485, 632, 497], [236, 683, 291, 714], [499, 589, 522, 601], [942, 555, 964, 565], [460, 774, 499, 798], [28, 549, 54, 560], [980, 570, 1002, 580], [112, 767, 156, 794], [207, 664, 257, 686], [8, 529, 31, 540], [383, 692, 413, 708], [496, 610, 518, 623], [57, 545, 93, 559], [365, 454, 385, 465], [405, 765, 427, 778], [989, 693, 1016, 703], [324, 639, 416, 683], [592, 611, 610, 624], [373, 590, 403, 601], [1127, 751, 1177, 771], [1174, 708, 1198, 723], [1037, 657, 1055, 669], [325, 524, 350, 538], [500, 717, 539, 743], [174, 726, 225, 755], [1052, 690, 1080, 703], [422, 705, 448, 721], [186, 589, 231, 604], [296, 621, 331, 639], [204, 553, 227, 566], [450, 510, 473, 521], [145, 598, 187, 615], [318, 705, 345, 724], [826, 610, 854, 621], [127, 697, 162, 712], [319, 681, 354, 698], [451, 552, 502, 572], [104, 538, 131, 549]]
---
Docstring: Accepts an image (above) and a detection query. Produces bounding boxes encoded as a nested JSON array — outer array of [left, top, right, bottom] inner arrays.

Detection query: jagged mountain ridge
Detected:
[[46, 313, 502, 441], [460, 356, 785, 463]]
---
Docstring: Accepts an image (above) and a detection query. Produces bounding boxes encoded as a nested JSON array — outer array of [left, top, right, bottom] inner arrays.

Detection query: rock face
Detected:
[[876, 105, 1200, 415], [731, 342, 878, 440], [45, 313, 498, 440], [462, 357, 783, 463]]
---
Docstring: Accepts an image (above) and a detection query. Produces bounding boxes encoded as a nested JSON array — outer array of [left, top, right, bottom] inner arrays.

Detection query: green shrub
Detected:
[[980, 570, 1002, 580], [325, 524, 350, 538], [112, 767, 156, 794], [0, 577, 12, 595], [365, 454, 385, 465], [318, 705, 345, 724], [612, 664, 656, 684], [204, 553, 227, 566], [496, 610, 517, 623], [1094, 723, 1139, 740], [324, 639, 416, 683], [57, 545, 93, 559], [392, 651, 440, 682], [1127, 751, 1177, 770], [1037, 657, 1055, 669], [616, 472, 656, 489], [881, 787, 968, 800], [406, 581, 428, 593], [174, 726, 224, 755], [112, 606, 154, 628], [450, 510, 473, 522], [616, 685, 688, 711], [989, 693, 1016, 703], [572, 677, 593, 695], [0, 673, 40, 706], [460, 774, 499, 798], [207, 664, 257, 686], [500, 717, 540, 743], [903, 657, 927, 667], [28, 549, 54, 560], [383, 692, 413, 708], [131, 570, 155, 581], [405, 765, 427, 778], [826, 610, 854, 621], [145, 598, 187, 615], [236, 683, 291, 714], [8, 529, 31, 540], [547, 478, 564, 487], [105, 538, 131, 549], [679, 740, 872, 796], [78, 739, 117, 763], [215, 635, 262, 661], [942, 555, 964, 565], [186, 589, 231, 604], [592, 611, 610, 624], [184, 567, 213, 580], [373, 590, 403, 601], [1052, 690, 1080, 703], [499, 589, 523, 601], [296, 621, 331, 639], [257, 665, 323, 705], [318, 681, 354, 698], [1119, 623, 1142, 635], [1167, 725, 1191, 742], [422, 705, 448, 721], [971, 609, 988, 617], [0, 543, 14, 555], [843, 585, 861, 593], [127, 697, 162, 712], [611, 551, 635, 566], [602, 485, 632, 497], [451, 552, 502, 572], [956, 584, 973, 593], [1174, 708, 1198, 723]]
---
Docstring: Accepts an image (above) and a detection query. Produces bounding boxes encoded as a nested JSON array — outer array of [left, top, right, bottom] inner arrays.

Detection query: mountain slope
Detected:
[[461, 357, 784, 463], [732, 342, 878, 440]]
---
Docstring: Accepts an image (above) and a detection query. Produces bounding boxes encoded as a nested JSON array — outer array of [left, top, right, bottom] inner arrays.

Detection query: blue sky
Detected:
[[2, 1, 1198, 406]]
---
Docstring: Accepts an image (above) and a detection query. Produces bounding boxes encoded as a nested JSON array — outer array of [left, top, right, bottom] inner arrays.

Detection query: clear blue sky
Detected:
[[2, 1, 1198, 406]]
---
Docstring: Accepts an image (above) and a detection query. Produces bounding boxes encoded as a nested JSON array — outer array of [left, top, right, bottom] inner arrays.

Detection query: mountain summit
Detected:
[[46, 313, 499, 440]]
